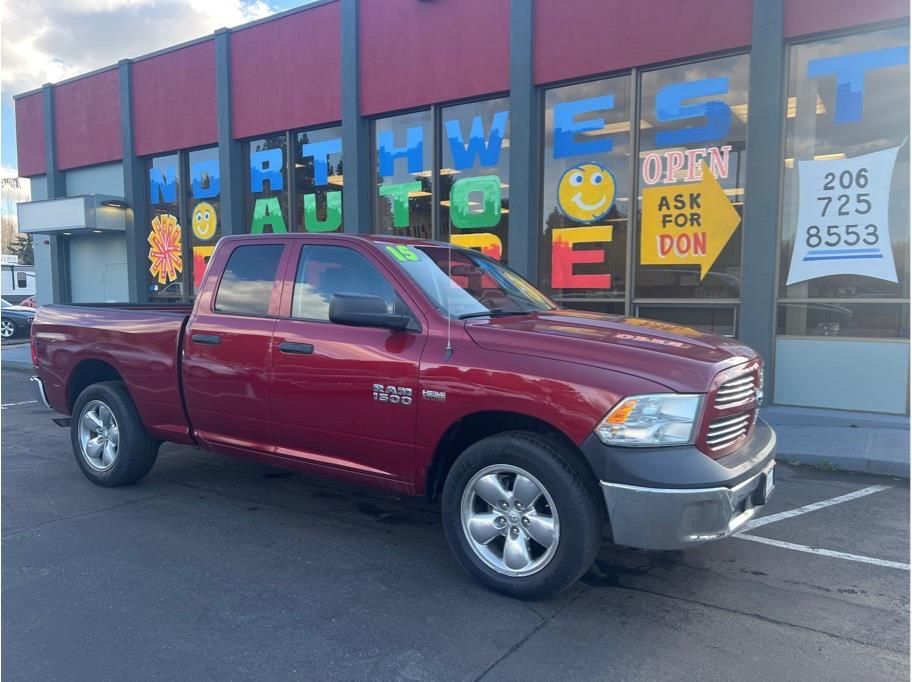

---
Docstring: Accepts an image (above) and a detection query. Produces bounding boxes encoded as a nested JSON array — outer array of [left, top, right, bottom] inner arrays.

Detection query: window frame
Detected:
[[772, 22, 911, 342]]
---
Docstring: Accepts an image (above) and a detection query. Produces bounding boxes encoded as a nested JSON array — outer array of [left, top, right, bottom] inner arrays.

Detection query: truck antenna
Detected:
[[444, 236, 453, 362]]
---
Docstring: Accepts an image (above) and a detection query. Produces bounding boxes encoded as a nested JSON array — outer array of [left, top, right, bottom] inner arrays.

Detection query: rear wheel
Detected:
[[442, 431, 604, 599], [71, 381, 160, 486]]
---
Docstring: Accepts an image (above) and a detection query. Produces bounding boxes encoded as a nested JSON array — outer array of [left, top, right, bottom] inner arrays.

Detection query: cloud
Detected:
[[0, 0, 277, 97]]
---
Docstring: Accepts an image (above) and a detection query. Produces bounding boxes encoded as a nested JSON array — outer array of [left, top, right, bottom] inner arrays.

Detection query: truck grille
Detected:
[[714, 373, 758, 409], [706, 412, 753, 451]]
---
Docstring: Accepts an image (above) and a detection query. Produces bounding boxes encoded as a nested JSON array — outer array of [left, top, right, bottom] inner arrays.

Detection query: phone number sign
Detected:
[[786, 146, 901, 285]]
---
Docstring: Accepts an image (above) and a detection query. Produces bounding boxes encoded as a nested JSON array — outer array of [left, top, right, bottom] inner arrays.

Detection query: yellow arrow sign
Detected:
[[640, 162, 741, 280]]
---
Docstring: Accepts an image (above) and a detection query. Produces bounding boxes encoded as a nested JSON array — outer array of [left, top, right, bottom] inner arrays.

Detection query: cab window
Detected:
[[292, 245, 400, 321], [213, 244, 284, 316]]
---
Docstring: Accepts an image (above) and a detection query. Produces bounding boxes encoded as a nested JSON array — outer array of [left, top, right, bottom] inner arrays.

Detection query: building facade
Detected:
[[13, 0, 911, 414]]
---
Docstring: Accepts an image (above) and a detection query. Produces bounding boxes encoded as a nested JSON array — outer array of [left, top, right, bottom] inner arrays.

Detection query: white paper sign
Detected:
[[786, 146, 900, 285]]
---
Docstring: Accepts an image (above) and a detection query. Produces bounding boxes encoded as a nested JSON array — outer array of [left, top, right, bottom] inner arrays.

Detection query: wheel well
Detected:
[[425, 411, 594, 502], [67, 360, 124, 411]]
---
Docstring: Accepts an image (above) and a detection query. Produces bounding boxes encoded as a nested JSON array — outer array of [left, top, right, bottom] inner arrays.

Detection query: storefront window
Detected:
[[245, 134, 289, 234], [440, 97, 510, 261], [540, 76, 631, 314], [295, 126, 343, 233], [777, 27, 909, 338], [146, 153, 183, 302], [372, 110, 433, 239], [187, 147, 221, 294], [635, 54, 750, 304]]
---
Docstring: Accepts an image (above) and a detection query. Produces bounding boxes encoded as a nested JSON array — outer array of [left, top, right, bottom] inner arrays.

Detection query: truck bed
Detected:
[[31, 303, 195, 444]]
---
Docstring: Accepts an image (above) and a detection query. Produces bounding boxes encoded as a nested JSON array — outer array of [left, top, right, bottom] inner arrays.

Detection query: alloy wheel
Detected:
[[78, 400, 120, 471], [460, 464, 560, 577]]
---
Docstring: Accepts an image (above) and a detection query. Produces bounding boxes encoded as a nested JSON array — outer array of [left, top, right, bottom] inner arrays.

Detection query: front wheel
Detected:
[[71, 381, 160, 486], [442, 431, 604, 599]]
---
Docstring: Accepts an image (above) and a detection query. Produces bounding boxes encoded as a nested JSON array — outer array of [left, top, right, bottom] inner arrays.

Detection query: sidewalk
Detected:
[[3, 340, 908, 478]]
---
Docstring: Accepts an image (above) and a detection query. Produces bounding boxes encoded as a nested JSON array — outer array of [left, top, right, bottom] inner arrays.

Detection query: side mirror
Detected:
[[329, 293, 411, 331]]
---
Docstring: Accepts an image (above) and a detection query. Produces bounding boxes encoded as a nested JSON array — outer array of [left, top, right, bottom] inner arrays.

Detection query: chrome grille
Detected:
[[714, 373, 757, 409], [706, 412, 753, 451]]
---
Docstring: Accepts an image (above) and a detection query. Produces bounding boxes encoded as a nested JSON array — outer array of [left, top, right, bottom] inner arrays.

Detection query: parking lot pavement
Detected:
[[2, 367, 909, 680]]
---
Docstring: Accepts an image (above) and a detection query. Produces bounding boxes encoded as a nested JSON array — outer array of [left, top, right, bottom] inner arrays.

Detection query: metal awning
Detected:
[[17, 194, 127, 235]]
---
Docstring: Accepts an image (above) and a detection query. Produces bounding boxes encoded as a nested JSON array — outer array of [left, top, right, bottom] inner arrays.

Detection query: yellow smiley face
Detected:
[[191, 202, 217, 241], [557, 162, 616, 223]]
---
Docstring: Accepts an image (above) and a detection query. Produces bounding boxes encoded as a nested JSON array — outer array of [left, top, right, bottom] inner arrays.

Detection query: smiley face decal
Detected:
[[191, 202, 217, 241], [557, 162, 616, 223]]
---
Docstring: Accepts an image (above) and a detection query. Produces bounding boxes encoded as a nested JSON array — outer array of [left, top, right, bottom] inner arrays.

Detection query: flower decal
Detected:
[[148, 213, 183, 284]]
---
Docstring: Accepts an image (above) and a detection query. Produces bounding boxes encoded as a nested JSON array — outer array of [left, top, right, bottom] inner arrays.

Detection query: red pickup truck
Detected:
[[30, 233, 775, 598]]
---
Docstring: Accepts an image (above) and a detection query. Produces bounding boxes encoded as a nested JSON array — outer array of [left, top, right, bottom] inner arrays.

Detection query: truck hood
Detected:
[[464, 309, 756, 392]]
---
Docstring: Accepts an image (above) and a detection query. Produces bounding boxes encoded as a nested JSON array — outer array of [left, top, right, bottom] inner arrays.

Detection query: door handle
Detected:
[[278, 341, 314, 355], [191, 333, 221, 345]]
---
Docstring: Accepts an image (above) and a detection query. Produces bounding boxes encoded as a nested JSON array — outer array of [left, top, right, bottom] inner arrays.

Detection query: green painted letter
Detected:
[[250, 197, 288, 234], [450, 175, 501, 229], [379, 181, 421, 228], [302, 191, 342, 233]]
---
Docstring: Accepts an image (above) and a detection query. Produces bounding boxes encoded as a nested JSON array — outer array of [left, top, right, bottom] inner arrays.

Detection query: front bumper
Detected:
[[584, 420, 776, 550]]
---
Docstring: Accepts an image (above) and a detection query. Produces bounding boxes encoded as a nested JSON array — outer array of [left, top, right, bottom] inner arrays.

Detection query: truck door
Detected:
[[268, 241, 427, 483], [183, 240, 288, 453]]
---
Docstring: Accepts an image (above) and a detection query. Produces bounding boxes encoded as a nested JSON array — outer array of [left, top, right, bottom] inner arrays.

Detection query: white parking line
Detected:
[[738, 484, 891, 533], [736, 534, 910, 571], [1, 400, 37, 409]]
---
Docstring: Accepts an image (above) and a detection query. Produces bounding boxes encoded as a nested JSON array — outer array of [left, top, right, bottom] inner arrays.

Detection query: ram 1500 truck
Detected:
[[30, 233, 775, 599]]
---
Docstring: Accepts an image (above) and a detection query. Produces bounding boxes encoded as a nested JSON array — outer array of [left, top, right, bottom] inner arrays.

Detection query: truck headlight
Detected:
[[595, 394, 702, 447]]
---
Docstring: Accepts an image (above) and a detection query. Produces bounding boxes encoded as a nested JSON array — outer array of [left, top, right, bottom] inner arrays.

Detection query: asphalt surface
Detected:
[[2, 367, 909, 680]]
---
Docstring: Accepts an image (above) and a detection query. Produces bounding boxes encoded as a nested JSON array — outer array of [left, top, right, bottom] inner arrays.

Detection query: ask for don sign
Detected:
[[786, 145, 902, 285]]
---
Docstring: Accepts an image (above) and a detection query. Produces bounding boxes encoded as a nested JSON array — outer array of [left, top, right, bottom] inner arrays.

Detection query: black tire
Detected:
[[70, 381, 160, 487], [442, 431, 604, 600]]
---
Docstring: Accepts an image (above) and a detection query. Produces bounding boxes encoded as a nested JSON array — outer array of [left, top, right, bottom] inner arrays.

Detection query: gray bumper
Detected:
[[601, 458, 775, 551]]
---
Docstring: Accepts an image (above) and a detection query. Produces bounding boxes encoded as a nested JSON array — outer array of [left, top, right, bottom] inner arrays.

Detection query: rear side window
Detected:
[[214, 244, 284, 316]]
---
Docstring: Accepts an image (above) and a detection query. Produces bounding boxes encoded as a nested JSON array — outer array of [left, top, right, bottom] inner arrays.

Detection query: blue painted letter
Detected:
[[249, 148, 284, 193], [655, 78, 731, 146], [191, 159, 220, 199], [378, 126, 424, 176], [445, 111, 508, 170], [553, 95, 614, 159], [149, 165, 177, 205], [808, 46, 909, 124], [301, 138, 342, 186]]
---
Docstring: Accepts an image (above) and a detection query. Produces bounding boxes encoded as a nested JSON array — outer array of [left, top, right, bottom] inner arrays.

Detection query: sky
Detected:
[[0, 0, 311, 181]]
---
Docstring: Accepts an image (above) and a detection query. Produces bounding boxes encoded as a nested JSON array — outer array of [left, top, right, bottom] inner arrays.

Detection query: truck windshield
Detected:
[[379, 242, 556, 319]]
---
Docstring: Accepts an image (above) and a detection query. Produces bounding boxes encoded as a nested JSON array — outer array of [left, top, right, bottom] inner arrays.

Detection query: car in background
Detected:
[[1, 298, 36, 339]]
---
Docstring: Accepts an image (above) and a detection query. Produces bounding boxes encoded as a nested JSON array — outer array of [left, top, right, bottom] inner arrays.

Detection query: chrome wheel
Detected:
[[77, 400, 120, 471], [1, 319, 14, 338], [460, 464, 560, 577]]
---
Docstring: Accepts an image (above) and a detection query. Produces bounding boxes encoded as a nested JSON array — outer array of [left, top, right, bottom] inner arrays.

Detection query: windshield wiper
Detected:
[[458, 308, 534, 320]]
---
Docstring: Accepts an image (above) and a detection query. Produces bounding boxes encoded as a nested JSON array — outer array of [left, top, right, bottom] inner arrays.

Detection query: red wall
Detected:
[[54, 69, 122, 170], [132, 40, 217, 156], [231, 3, 341, 138], [359, 0, 509, 116], [534, 0, 753, 85], [15, 93, 46, 177], [785, 0, 909, 38]]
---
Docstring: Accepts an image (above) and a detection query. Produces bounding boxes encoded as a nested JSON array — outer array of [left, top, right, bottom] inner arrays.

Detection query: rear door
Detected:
[[183, 239, 289, 452], [268, 241, 427, 482]]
